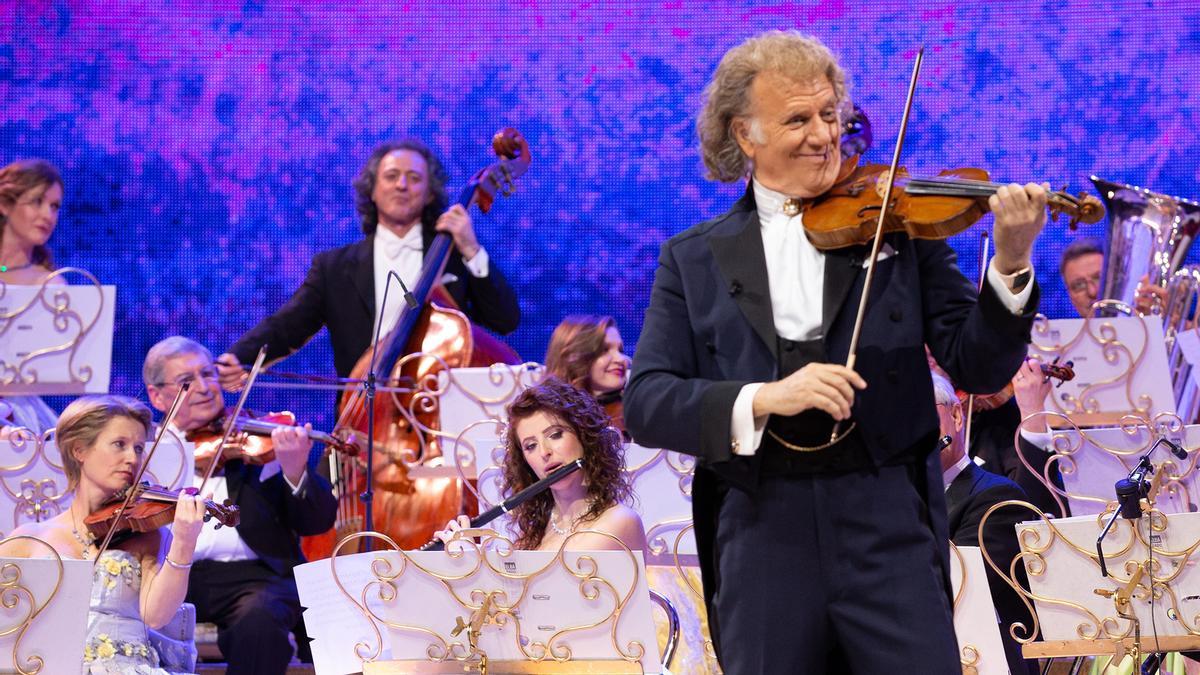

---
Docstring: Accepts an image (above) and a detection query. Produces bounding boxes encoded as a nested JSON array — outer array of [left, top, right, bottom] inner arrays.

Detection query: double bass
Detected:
[[302, 130, 530, 557]]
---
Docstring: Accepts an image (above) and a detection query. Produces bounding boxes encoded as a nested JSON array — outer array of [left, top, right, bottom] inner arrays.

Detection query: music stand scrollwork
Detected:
[[0, 536, 67, 675], [322, 528, 652, 674], [0, 268, 107, 391]]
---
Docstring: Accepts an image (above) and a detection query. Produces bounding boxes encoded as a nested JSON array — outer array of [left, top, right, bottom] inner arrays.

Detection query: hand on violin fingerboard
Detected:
[[271, 423, 313, 485], [169, 491, 206, 553], [989, 182, 1049, 274], [215, 352, 248, 392]]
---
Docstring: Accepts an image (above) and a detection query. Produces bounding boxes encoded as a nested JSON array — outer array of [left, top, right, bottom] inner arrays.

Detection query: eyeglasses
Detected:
[[153, 366, 219, 389], [1067, 273, 1101, 295]]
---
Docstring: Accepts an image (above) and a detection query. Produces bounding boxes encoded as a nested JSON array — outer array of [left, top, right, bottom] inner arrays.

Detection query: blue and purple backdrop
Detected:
[[4, 0, 1199, 426]]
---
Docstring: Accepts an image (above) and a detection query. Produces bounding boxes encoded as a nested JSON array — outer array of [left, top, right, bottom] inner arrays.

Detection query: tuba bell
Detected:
[[1090, 176, 1200, 316]]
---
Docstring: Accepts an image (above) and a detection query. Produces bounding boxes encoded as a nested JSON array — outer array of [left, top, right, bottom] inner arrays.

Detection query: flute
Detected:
[[420, 458, 584, 551]]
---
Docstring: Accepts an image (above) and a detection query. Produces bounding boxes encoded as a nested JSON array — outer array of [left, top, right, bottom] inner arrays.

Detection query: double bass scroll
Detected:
[[305, 130, 532, 558]]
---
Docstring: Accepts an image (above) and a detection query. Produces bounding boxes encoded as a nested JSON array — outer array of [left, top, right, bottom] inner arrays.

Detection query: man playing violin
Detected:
[[144, 336, 337, 674], [214, 138, 520, 386], [625, 31, 1046, 673]]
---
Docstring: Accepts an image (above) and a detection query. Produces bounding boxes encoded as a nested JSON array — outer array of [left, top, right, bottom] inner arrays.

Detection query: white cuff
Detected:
[[1019, 428, 1054, 453], [283, 468, 308, 495], [986, 260, 1035, 314], [730, 383, 768, 456], [463, 247, 490, 278]]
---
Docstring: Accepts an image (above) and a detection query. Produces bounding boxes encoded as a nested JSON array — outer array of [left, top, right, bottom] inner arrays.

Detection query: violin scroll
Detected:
[[1047, 189, 1105, 230]]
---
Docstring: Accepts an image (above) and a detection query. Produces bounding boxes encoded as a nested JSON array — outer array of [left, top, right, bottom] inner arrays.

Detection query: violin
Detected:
[[800, 156, 1106, 251], [84, 483, 240, 542], [596, 390, 630, 442], [958, 359, 1076, 413], [187, 408, 359, 472]]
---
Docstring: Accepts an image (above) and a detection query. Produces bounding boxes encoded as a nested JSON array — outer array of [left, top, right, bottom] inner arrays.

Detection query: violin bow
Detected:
[[961, 231, 990, 457], [92, 381, 192, 563], [196, 346, 270, 493], [832, 47, 924, 442]]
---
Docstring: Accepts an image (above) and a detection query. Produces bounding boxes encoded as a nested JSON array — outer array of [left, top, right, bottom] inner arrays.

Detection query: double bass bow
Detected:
[[305, 130, 532, 557]]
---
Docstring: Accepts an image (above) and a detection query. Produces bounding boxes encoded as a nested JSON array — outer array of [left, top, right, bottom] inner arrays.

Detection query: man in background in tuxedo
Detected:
[[934, 370, 1035, 675], [145, 336, 337, 674], [215, 138, 519, 384]]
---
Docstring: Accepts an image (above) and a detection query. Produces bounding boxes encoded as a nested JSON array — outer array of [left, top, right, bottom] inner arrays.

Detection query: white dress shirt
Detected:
[[942, 453, 973, 491], [372, 224, 491, 337], [183, 424, 309, 563], [729, 180, 1037, 456]]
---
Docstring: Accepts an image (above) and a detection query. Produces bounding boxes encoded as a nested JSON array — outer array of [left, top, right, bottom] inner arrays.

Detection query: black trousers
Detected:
[[712, 459, 960, 674], [186, 559, 302, 675]]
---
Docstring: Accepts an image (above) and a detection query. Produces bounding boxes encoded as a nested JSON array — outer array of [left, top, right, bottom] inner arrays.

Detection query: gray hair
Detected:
[[930, 371, 960, 408], [143, 336, 213, 388], [697, 31, 850, 182]]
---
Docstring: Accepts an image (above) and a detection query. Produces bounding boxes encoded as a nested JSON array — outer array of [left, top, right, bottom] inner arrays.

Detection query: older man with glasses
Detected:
[[143, 336, 337, 674]]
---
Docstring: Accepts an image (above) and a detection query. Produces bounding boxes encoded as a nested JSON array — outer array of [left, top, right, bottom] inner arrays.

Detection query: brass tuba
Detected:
[[1090, 176, 1200, 315]]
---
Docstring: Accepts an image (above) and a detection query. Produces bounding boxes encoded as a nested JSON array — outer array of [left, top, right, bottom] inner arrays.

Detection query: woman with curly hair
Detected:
[[436, 377, 645, 552]]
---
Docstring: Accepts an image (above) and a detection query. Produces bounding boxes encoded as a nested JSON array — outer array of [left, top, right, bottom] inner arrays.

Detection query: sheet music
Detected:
[[0, 282, 116, 395], [295, 554, 393, 675]]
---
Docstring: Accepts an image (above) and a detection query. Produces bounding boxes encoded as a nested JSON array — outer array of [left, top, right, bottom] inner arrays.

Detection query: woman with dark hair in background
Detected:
[[0, 158, 66, 435], [544, 314, 631, 434]]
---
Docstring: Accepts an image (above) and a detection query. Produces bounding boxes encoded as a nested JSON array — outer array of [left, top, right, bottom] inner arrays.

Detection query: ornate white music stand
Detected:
[[295, 531, 662, 674], [978, 501, 1200, 665], [0, 428, 194, 537], [950, 544, 1010, 675], [0, 271, 115, 395], [0, 539, 91, 675], [1029, 315, 1174, 428], [1013, 414, 1200, 518]]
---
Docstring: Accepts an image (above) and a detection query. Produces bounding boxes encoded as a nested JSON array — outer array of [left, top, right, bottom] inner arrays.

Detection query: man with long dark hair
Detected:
[[217, 138, 520, 382]]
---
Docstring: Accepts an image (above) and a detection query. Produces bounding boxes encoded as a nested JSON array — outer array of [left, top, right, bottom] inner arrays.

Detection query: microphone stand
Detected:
[[1095, 451, 1155, 578], [362, 270, 419, 552], [1094, 434, 1187, 577]]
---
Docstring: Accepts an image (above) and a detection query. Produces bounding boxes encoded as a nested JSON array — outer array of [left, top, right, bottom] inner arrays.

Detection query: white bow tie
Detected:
[[383, 239, 422, 260]]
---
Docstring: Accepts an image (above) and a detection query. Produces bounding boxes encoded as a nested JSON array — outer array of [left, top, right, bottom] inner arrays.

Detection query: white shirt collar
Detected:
[[752, 180, 802, 226], [375, 223, 423, 259], [942, 452, 973, 491]]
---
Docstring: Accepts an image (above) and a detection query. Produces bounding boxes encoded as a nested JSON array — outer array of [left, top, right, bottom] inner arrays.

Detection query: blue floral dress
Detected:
[[83, 550, 196, 675]]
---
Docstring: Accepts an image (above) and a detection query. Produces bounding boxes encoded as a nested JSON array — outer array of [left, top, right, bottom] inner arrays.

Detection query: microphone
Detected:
[[386, 270, 419, 310], [728, 280, 743, 296], [936, 434, 953, 452], [1161, 437, 1189, 461]]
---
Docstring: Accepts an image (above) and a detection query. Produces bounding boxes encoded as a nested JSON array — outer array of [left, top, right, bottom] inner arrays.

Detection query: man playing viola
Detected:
[[215, 138, 520, 386], [625, 31, 1047, 673], [144, 336, 337, 674]]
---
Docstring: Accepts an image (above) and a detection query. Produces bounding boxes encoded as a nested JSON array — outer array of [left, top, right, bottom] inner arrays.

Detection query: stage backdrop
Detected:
[[3, 0, 1198, 428]]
